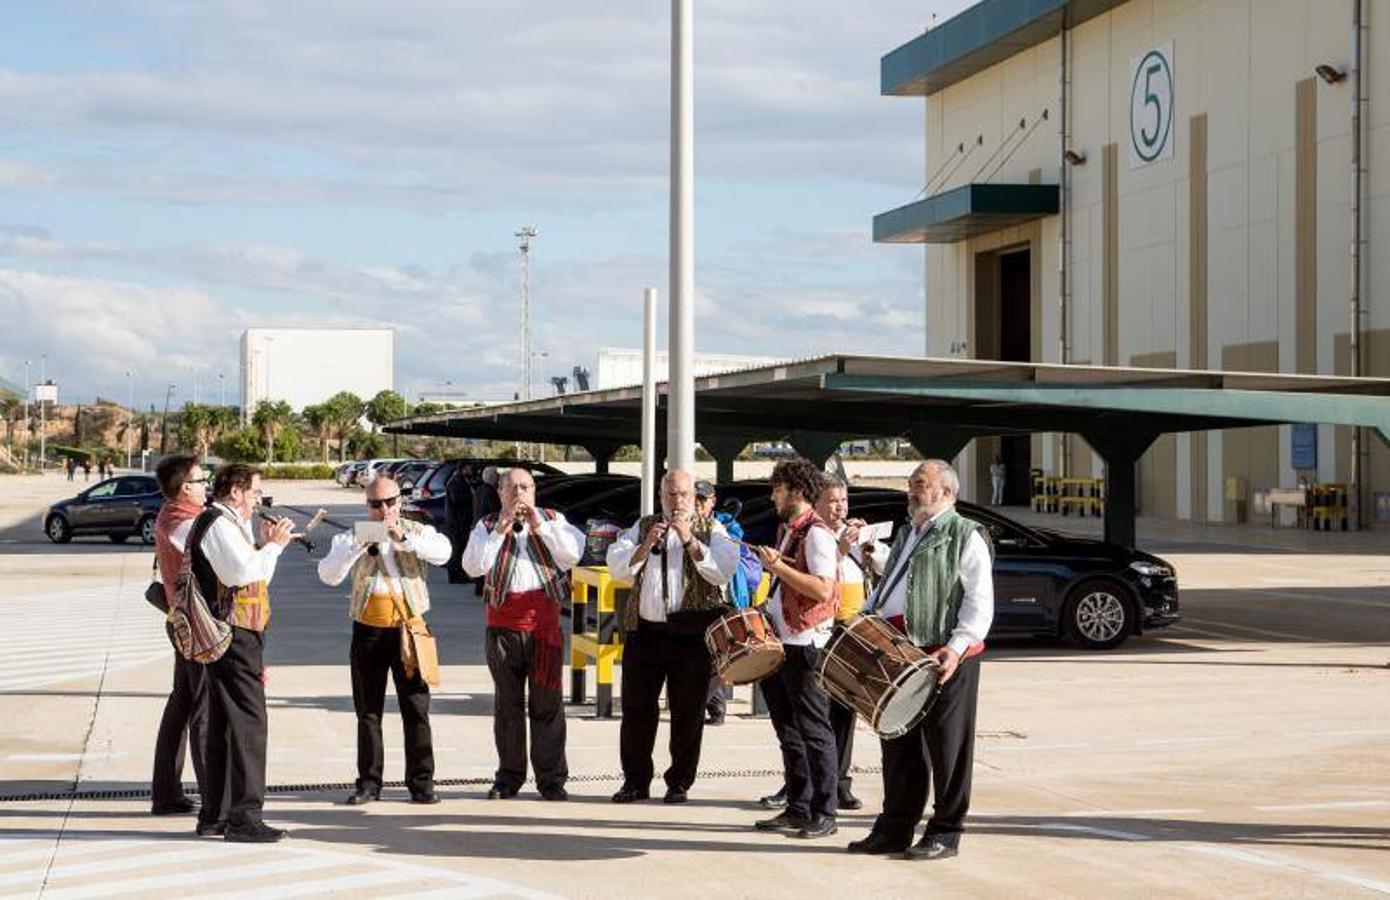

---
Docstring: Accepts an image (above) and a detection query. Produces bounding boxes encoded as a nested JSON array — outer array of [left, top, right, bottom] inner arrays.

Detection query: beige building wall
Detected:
[[915, 0, 1388, 521]]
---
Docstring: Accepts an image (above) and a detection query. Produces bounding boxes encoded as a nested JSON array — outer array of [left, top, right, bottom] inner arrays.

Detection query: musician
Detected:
[[190, 464, 294, 842], [849, 459, 993, 861], [813, 473, 889, 811], [150, 454, 209, 817], [606, 469, 738, 805], [750, 458, 840, 839], [461, 468, 584, 801], [318, 474, 452, 806]]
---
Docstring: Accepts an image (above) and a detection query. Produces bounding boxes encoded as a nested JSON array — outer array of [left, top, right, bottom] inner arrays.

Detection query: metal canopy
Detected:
[[874, 183, 1060, 244], [386, 354, 1390, 547], [881, 0, 1131, 98]]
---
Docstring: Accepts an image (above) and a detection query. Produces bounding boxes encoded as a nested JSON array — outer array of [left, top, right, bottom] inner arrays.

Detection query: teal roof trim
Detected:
[[873, 183, 1059, 244], [882, 0, 1130, 97]]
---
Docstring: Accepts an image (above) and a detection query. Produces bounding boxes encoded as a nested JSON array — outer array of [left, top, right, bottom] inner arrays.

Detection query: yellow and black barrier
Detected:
[[569, 566, 625, 718]]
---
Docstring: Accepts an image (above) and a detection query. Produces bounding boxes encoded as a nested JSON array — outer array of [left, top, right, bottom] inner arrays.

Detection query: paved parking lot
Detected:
[[1, 472, 1387, 897]]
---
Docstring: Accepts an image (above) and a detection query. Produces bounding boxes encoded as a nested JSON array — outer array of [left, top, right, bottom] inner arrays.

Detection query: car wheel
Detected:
[[1063, 579, 1133, 650], [138, 516, 157, 545], [109, 533, 129, 544], [46, 516, 73, 544]]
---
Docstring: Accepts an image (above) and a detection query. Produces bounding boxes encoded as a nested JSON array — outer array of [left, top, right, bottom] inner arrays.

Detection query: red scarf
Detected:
[[155, 497, 204, 607]]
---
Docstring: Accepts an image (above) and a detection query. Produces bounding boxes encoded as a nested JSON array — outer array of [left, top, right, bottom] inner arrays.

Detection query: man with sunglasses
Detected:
[[150, 454, 211, 817], [319, 474, 452, 806]]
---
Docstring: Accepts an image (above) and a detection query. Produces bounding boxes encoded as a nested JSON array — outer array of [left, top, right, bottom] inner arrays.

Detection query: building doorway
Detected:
[[975, 245, 1033, 505]]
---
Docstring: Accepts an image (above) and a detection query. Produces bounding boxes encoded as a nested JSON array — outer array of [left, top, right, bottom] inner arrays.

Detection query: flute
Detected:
[[255, 505, 320, 553]]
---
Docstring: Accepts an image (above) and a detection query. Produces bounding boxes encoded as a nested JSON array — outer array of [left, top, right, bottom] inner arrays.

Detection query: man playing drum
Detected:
[[607, 469, 738, 805], [751, 458, 841, 839], [848, 460, 994, 861]]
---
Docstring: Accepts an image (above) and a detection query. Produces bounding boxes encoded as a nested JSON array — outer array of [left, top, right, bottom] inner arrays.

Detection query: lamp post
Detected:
[[125, 370, 135, 470], [667, 0, 696, 471], [219, 373, 226, 408], [22, 359, 30, 469], [160, 382, 177, 455]]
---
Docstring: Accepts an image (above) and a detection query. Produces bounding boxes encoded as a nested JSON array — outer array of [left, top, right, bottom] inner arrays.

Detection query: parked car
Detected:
[[336, 461, 367, 487], [44, 475, 165, 545], [401, 458, 565, 526], [547, 479, 1180, 651], [392, 460, 433, 490]]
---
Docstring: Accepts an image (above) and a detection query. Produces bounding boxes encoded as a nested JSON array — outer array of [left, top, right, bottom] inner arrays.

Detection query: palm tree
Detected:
[[323, 391, 365, 462], [252, 400, 294, 463], [302, 404, 333, 463], [0, 395, 19, 453]]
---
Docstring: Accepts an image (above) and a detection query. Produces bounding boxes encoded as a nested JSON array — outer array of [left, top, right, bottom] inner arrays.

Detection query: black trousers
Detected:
[[485, 627, 567, 791], [619, 624, 711, 792], [830, 695, 856, 795], [873, 654, 981, 847], [350, 622, 434, 795], [705, 674, 730, 720], [762, 643, 838, 819], [151, 643, 209, 806], [201, 627, 268, 827]]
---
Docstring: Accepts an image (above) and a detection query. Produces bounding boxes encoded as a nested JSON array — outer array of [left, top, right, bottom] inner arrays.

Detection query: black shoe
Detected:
[[704, 714, 724, 725], [758, 786, 788, 810], [662, 788, 687, 805], [846, 832, 909, 855], [611, 784, 650, 804], [410, 791, 441, 805], [224, 821, 287, 843], [194, 821, 226, 838], [796, 815, 838, 839], [151, 797, 198, 816], [837, 790, 863, 811], [902, 836, 959, 861], [345, 789, 379, 806], [754, 810, 807, 833], [485, 783, 519, 800], [540, 786, 569, 802]]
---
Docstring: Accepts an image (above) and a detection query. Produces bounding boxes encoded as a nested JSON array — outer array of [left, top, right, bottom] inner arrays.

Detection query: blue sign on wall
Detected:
[[1291, 423, 1318, 470]]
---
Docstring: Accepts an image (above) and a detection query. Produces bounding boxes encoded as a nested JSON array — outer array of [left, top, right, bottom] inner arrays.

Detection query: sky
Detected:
[[0, 0, 977, 409]]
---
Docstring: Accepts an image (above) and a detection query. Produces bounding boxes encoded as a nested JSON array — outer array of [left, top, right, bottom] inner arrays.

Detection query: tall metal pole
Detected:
[[38, 355, 46, 469], [667, 0, 696, 472], [1349, 0, 1365, 529], [125, 370, 134, 469], [219, 373, 226, 408], [22, 360, 30, 469], [641, 287, 659, 516], [516, 226, 537, 461]]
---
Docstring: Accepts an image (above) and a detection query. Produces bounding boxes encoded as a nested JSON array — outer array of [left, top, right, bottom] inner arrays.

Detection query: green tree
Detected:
[[178, 403, 227, 461], [215, 426, 265, 462], [411, 401, 445, 418], [365, 390, 408, 431], [323, 391, 365, 462], [251, 400, 294, 464], [302, 404, 333, 463], [0, 395, 19, 451]]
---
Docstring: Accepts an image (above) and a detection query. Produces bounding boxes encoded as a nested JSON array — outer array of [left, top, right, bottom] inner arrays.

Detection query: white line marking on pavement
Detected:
[[0, 843, 221, 889], [39, 854, 339, 899], [1037, 822, 1151, 841], [1186, 844, 1390, 896], [1253, 799, 1390, 812], [1132, 735, 1239, 746], [1181, 617, 1320, 642], [1284, 729, 1390, 739]]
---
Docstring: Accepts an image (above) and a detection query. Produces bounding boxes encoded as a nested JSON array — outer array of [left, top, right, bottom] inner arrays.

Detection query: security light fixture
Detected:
[[1315, 63, 1346, 84]]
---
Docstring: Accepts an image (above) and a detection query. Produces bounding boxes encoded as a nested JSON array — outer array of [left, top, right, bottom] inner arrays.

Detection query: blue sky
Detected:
[[0, 0, 975, 408]]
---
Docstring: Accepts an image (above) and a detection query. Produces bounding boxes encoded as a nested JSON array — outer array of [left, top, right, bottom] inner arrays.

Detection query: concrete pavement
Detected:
[[1, 473, 1388, 897]]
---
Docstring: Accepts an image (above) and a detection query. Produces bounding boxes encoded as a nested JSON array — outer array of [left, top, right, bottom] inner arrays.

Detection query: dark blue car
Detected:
[[44, 474, 164, 545]]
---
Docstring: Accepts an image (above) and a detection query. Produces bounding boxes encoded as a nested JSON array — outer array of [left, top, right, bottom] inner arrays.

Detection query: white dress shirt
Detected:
[[871, 507, 994, 656], [768, 525, 839, 647], [460, 514, 585, 591], [317, 524, 453, 588], [606, 520, 738, 622], [200, 502, 283, 588]]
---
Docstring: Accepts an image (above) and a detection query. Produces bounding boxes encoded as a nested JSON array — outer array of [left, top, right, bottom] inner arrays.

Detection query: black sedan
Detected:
[[555, 480, 1180, 651], [44, 475, 165, 545]]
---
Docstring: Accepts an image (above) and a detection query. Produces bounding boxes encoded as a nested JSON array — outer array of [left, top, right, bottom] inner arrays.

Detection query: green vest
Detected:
[[621, 514, 724, 633], [879, 507, 990, 647]]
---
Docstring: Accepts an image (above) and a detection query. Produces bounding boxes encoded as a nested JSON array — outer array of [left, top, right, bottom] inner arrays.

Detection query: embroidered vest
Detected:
[[189, 507, 272, 633], [879, 507, 992, 647], [481, 508, 571, 607], [620, 514, 724, 633], [776, 508, 839, 634], [348, 518, 432, 623]]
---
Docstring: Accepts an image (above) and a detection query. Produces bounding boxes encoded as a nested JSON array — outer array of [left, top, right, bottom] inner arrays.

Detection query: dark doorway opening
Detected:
[[978, 246, 1033, 505]]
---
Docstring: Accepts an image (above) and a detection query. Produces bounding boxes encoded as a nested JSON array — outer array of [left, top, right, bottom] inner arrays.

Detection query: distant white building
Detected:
[[595, 348, 786, 390], [240, 328, 393, 417]]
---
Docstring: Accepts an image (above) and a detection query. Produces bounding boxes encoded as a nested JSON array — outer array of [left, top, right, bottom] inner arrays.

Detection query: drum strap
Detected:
[[865, 522, 933, 613]]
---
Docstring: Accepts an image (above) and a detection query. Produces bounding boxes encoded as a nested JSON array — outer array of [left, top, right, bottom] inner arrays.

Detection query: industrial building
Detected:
[[239, 328, 393, 417], [874, 0, 1387, 524]]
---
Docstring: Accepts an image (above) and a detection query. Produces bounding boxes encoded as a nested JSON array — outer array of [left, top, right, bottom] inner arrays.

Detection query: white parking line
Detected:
[[1253, 799, 1390, 812]]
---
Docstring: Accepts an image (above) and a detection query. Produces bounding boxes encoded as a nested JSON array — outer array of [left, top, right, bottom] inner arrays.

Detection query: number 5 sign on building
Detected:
[[1129, 42, 1174, 168]]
